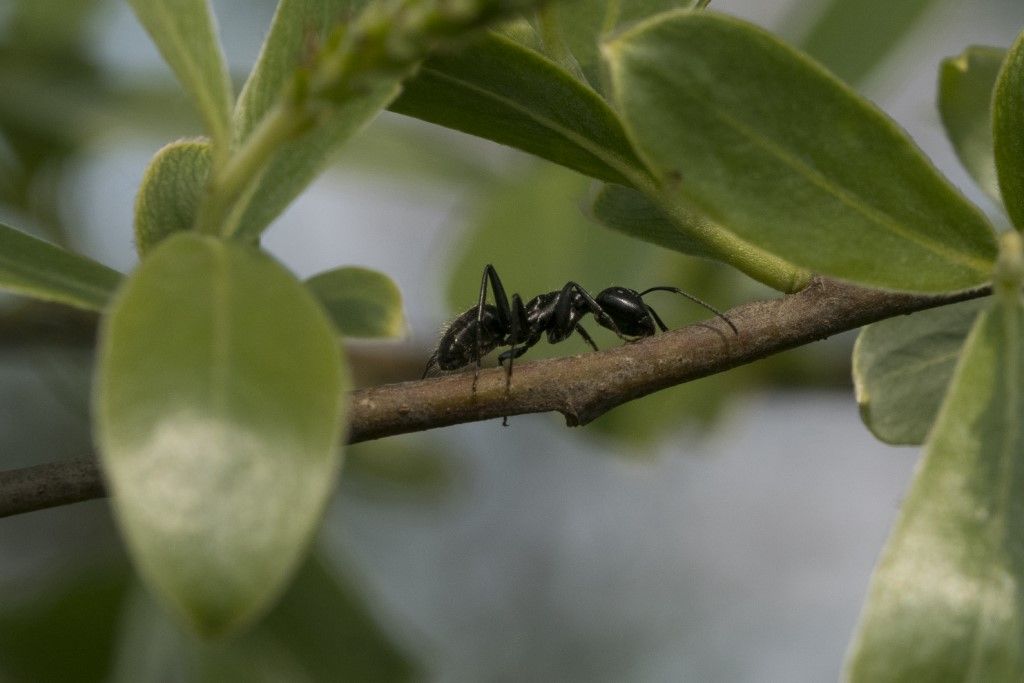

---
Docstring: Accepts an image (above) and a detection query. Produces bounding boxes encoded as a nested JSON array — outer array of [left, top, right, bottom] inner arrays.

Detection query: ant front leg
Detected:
[[474, 264, 514, 393], [558, 281, 630, 342], [574, 324, 599, 351]]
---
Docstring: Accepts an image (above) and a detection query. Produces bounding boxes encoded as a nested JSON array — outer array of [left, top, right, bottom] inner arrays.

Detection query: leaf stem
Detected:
[[197, 103, 312, 236]]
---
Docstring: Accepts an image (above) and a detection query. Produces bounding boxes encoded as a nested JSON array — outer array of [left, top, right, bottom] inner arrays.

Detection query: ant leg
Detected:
[[645, 305, 669, 333], [422, 352, 438, 379], [639, 286, 738, 335], [505, 293, 527, 394], [474, 265, 515, 393], [574, 324, 599, 351]]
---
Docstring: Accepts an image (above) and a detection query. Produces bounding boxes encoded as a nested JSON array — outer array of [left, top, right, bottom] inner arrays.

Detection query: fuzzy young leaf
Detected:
[[604, 11, 999, 292], [391, 31, 649, 186], [940, 46, 1006, 203], [853, 297, 986, 445], [0, 221, 121, 311], [306, 266, 405, 338], [846, 294, 1024, 679], [994, 29, 1024, 230], [134, 139, 212, 254], [95, 233, 346, 637], [126, 0, 233, 152]]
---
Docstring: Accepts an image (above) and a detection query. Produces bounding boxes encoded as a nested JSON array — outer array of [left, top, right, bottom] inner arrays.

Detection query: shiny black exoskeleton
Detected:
[[423, 265, 737, 388]]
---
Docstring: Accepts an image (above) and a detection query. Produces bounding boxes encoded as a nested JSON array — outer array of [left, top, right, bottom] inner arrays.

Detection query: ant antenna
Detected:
[[639, 286, 738, 335]]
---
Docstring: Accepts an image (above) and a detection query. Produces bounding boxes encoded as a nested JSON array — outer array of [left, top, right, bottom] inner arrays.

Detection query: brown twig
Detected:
[[0, 277, 990, 518]]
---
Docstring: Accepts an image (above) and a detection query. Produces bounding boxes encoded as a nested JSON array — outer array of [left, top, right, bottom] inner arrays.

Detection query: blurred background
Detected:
[[1, 0, 1023, 680]]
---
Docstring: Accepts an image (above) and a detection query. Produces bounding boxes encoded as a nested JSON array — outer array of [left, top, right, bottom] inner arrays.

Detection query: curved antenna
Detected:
[[638, 286, 738, 335]]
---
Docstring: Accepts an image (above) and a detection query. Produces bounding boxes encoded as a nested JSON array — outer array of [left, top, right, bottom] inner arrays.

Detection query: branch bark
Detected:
[[0, 277, 990, 518]]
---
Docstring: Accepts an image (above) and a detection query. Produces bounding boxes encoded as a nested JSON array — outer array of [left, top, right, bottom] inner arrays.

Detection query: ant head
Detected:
[[595, 287, 655, 337]]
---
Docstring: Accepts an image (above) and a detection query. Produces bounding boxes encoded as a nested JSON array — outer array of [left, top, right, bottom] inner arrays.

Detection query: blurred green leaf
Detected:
[[845, 294, 1024, 680], [939, 46, 1005, 203], [197, 552, 418, 681], [0, 220, 121, 310], [994, 29, 1024, 231], [604, 11, 998, 292], [0, 567, 130, 682], [549, 0, 699, 88], [134, 139, 212, 254], [95, 233, 346, 637], [796, 0, 940, 85], [345, 436, 453, 492], [307, 266, 405, 338], [590, 183, 712, 257], [126, 0, 233, 153], [230, 0, 398, 239], [110, 550, 417, 682], [853, 298, 986, 445], [391, 31, 649, 185]]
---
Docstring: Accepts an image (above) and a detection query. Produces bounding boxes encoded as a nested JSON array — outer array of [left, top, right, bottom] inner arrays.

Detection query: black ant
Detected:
[[423, 265, 737, 389]]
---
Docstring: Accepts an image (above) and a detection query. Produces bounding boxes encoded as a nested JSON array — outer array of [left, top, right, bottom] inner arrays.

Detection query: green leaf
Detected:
[[110, 551, 418, 682], [306, 266, 405, 338], [845, 294, 1024, 680], [0, 567, 130, 682], [939, 46, 1006, 203], [390, 30, 650, 186], [134, 139, 212, 254], [198, 552, 418, 681], [233, 0, 368, 144], [590, 183, 712, 257], [0, 221, 121, 311], [95, 233, 346, 637], [853, 298, 986, 445], [549, 0, 699, 89], [228, 0, 396, 239], [994, 29, 1024, 231], [604, 11, 999, 292], [126, 0, 233, 153], [796, 0, 941, 86]]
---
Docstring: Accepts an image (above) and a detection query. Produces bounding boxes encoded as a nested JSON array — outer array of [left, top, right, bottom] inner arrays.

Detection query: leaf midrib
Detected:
[[663, 80, 993, 275]]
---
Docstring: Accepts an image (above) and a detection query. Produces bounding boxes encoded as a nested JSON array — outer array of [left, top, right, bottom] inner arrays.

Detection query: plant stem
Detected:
[[196, 103, 311, 236], [0, 277, 990, 517]]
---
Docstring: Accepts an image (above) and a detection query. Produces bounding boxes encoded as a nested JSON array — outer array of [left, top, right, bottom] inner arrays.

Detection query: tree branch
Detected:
[[0, 277, 990, 518]]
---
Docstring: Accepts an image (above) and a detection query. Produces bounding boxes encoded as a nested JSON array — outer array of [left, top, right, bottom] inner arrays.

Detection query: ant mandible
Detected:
[[423, 264, 738, 389]]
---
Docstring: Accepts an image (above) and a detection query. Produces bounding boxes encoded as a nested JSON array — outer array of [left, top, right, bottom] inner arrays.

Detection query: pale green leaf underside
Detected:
[[0, 221, 121, 311], [550, 0, 698, 90], [994, 29, 1024, 231], [391, 30, 649, 186], [604, 11, 998, 292], [853, 297, 986, 445], [306, 266, 405, 338], [846, 295, 1024, 679], [134, 139, 212, 254], [95, 233, 346, 637], [590, 183, 712, 257], [939, 46, 1006, 204], [126, 0, 232, 151]]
